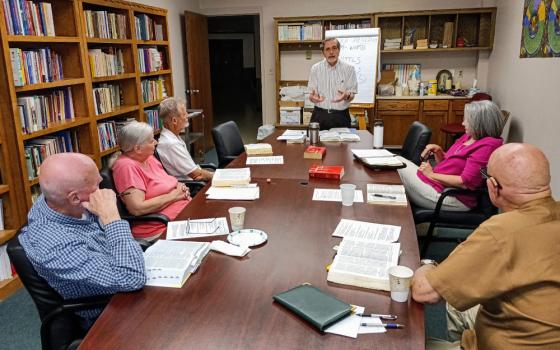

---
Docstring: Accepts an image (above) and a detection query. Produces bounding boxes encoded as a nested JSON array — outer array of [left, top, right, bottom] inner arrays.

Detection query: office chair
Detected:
[[412, 187, 498, 257], [99, 166, 169, 225], [400, 121, 432, 165], [153, 147, 215, 197], [7, 235, 111, 350], [211, 121, 245, 168]]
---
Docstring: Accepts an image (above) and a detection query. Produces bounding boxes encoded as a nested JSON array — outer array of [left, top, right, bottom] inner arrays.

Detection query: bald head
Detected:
[[488, 143, 551, 200], [40, 153, 100, 206]]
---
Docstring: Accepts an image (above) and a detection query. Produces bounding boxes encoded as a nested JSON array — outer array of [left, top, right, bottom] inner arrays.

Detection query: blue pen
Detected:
[[360, 323, 405, 329]]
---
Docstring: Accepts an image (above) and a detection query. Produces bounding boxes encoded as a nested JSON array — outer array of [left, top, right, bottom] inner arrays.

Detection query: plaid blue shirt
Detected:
[[19, 195, 146, 321]]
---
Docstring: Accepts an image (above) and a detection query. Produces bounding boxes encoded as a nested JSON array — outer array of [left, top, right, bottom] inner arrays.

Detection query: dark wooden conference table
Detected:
[[80, 130, 424, 349]]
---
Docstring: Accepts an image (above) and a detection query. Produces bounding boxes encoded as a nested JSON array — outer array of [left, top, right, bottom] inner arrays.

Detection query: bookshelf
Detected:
[[274, 14, 373, 128], [0, 0, 173, 298], [374, 8, 496, 53]]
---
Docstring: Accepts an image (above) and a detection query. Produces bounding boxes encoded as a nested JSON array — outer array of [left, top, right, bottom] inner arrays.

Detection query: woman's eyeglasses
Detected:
[[480, 167, 501, 189]]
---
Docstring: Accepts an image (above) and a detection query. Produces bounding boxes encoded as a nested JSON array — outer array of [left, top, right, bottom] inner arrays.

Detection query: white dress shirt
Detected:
[[157, 127, 198, 181], [308, 59, 358, 111]]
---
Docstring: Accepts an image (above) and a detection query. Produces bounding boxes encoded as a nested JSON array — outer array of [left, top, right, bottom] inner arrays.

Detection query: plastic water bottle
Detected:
[[373, 119, 384, 149]]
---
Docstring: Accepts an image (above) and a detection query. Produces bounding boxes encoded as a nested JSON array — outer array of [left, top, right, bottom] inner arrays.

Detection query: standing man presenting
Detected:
[[308, 37, 358, 130]]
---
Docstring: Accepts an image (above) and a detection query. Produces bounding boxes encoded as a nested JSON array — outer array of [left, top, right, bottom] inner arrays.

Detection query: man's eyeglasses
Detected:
[[480, 167, 501, 189]]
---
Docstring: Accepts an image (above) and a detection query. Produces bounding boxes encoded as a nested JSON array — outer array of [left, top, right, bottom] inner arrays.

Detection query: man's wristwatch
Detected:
[[420, 259, 438, 267]]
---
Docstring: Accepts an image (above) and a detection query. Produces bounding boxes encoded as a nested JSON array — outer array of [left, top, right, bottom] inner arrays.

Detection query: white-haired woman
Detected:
[[398, 100, 505, 211], [112, 121, 190, 241]]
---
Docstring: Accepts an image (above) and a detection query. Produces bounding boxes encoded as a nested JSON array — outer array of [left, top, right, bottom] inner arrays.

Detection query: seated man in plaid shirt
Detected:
[[19, 153, 146, 328]]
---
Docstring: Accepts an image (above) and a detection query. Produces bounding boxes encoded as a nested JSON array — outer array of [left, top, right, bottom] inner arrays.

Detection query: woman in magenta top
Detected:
[[397, 100, 505, 211], [112, 121, 191, 241]]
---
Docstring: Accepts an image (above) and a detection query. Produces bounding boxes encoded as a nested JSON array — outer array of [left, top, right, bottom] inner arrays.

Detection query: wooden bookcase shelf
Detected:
[[374, 8, 496, 52], [0, 0, 174, 299]]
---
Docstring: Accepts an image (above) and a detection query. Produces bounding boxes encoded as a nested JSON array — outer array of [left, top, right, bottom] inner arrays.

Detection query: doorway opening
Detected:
[[208, 15, 261, 143]]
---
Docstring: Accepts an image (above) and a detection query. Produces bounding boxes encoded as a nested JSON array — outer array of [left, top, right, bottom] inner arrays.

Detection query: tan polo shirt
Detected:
[[427, 197, 560, 349]]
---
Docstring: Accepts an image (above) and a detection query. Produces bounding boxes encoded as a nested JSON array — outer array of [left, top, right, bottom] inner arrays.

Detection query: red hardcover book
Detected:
[[304, 146, 326, 159], [309, 165, 344, 180]]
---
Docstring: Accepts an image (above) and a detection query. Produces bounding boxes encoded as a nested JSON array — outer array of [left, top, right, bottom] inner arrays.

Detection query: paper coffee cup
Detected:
[[228, 207, 246, 231], [388, 265, 414, 302], [340, 184, 356, 206]]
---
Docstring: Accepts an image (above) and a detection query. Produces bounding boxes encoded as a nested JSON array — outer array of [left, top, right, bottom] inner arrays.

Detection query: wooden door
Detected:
[[185, 11, 214, 153]]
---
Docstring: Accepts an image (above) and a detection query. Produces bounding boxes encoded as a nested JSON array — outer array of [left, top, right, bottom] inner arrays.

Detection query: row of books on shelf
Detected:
[[277, 21, 322, 41], [144, 108, 161, 131], [135, 14, 164, 41], [325, 20, 371, 30], [0, 245, 14, 282], [137, 47, 164, 73], [18, 87, 75, 135], [84, 10, 127, 40], [10, 47, 63, 87], [88, 47, 125, 78], [93, 83, 122, 115], [141, 77, 167, 103], [25, 130, 79, 179], [97, 118, 134, 152], [1, 0, 55, 36]]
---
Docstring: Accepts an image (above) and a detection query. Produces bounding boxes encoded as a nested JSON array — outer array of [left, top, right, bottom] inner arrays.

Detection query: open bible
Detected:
[[327, 238, 400, 291]]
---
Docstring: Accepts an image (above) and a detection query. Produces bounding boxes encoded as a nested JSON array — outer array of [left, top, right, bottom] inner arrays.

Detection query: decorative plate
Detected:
[[227, 229, 268, 247]]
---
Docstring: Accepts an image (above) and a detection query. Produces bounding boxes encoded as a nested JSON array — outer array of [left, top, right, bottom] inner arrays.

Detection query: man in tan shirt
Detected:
[[411, 143, 560, 349]]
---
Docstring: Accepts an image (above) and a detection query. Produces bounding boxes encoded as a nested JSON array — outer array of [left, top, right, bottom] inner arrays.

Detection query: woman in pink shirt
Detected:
[[397, 100, 505, 211], [112, 121, 191, 241]]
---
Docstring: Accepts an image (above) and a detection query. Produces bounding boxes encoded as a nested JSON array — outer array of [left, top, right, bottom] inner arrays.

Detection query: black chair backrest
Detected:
[[7, 235, 82, 350], [211, 121, 244, 168], [401, 121, 432, 166], [99, 166, 131, 217]]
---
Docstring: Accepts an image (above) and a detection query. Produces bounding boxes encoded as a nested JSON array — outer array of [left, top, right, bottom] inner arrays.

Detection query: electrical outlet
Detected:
[[305, 50, 312, 60]]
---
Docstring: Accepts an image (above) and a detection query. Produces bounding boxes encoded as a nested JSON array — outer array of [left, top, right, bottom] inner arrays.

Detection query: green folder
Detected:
[[273, 284, 352, 331]]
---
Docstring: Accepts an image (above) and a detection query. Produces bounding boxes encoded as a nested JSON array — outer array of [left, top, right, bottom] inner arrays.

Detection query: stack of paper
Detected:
[[166, 217, 230, 240], [246, 156, 284, 165], [212, 168, 251, 187], [332, 219, 401, 242], [144, 240, 211, 288], [277, 129, 306, 142], [206, 184, 260, 200]]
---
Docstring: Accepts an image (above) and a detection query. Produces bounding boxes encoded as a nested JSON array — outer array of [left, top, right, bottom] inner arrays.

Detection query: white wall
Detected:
[[129, 0, 200, 100], [195, 0, 487, 124], [485, 0, 560, 196]]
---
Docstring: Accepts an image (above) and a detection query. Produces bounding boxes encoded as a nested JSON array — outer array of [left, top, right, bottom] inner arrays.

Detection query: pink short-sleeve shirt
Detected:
[[112, 155, 189, 238]]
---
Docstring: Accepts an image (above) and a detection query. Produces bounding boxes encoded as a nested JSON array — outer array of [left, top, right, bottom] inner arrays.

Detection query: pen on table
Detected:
[[361, 323, 405, 329], [356, 313, 397, 320], [373, 193, 397, 200]]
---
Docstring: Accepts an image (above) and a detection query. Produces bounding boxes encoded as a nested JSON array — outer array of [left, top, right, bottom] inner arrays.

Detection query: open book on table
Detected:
[[367, 184, 407, 206], [327, 238, 400, 291], [351, 149, 405, 169], [144, 240, 211, 288]]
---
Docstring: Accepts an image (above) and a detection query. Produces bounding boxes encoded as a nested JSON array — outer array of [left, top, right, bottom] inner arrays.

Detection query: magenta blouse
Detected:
[[417, 133, 503, 208]]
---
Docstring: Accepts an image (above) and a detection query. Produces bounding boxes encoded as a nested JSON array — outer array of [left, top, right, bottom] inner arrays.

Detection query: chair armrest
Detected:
[[199, 163, 217, 170], [42, 294, 113, 327], [223, 155, 237, 162], [121, 213, 170, 224], [432, 187, 486, 217]]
